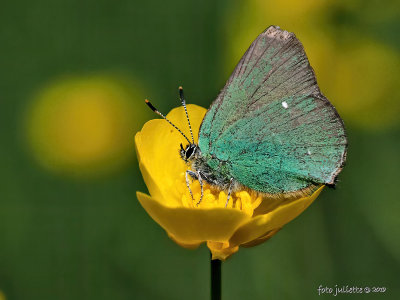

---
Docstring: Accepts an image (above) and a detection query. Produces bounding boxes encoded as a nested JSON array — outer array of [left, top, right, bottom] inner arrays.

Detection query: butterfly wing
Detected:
[[198, 26, 347, 194]]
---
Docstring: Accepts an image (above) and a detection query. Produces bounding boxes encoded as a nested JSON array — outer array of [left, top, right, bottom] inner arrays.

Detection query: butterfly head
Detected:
[[145, 86, 198, 164], [180, 143, 197, 163]]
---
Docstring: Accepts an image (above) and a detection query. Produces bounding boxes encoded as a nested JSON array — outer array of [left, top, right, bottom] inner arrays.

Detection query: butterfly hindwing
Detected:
[[198, 26, 347, 194]]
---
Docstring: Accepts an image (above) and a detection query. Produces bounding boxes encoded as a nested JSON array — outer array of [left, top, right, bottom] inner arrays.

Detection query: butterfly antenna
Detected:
[[144, 99, 192, 144], [179, 86, 194, 144]]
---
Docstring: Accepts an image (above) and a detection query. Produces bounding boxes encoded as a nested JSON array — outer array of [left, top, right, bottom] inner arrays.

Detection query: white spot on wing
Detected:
[[307, 150, 312, 155], [282, 101, 288, 109]]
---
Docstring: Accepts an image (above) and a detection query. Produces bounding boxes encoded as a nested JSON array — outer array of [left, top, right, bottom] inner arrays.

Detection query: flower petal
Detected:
[[135, 131, 165, 202], [228, 186, 324, 247], [135, 105, 207, 205], [240, 228, 281, 248], [168, 233, 202, 250], [137, 192, 251, 244]]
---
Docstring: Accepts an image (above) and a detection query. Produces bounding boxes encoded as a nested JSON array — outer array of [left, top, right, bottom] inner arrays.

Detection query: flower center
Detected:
[[177, 172, 262, 216]]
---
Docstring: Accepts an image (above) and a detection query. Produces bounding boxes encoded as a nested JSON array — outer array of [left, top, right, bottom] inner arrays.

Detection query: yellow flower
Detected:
[[135, 105, 323, 260]]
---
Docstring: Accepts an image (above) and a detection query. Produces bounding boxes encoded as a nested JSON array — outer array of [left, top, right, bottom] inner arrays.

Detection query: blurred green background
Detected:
[[0, 0, 399, 299]]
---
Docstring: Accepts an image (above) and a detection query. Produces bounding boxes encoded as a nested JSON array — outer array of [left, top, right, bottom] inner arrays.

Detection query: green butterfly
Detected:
[[147, 25, 347, 205]]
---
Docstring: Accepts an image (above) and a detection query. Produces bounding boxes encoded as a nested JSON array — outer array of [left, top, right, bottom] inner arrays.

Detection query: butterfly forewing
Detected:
[[198, 26, 347, 194]]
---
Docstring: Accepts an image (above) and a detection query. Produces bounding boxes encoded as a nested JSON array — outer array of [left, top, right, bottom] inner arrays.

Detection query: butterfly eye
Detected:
[[185, 145, 195, 159]]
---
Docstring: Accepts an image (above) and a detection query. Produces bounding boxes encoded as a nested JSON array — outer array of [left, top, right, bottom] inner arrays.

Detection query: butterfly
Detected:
[[145, 25, 347, 206]]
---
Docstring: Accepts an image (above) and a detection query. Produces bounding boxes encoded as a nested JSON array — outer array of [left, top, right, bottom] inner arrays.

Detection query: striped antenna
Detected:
[[179, 86, 194, 143], [144, 99, 192, 145]]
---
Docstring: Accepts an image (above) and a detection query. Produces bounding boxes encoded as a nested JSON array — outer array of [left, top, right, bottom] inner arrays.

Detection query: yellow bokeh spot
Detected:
[[0, 291, 5, 300], [26, 74, 147, 177], [328, 40, 400, 130]]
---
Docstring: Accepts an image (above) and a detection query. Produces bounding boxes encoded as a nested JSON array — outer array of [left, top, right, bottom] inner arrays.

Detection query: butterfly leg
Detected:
[[185, 170, 196, 201], [196, 171, 204, 206], [225, 178, 234, 207]]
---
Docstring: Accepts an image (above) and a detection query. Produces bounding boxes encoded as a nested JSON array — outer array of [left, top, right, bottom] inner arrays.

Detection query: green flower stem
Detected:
[[210, 254, 221, 300]]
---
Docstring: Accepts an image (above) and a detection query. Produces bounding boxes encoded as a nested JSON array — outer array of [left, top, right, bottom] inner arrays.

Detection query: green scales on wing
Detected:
[[198, 26, 347, 195]]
